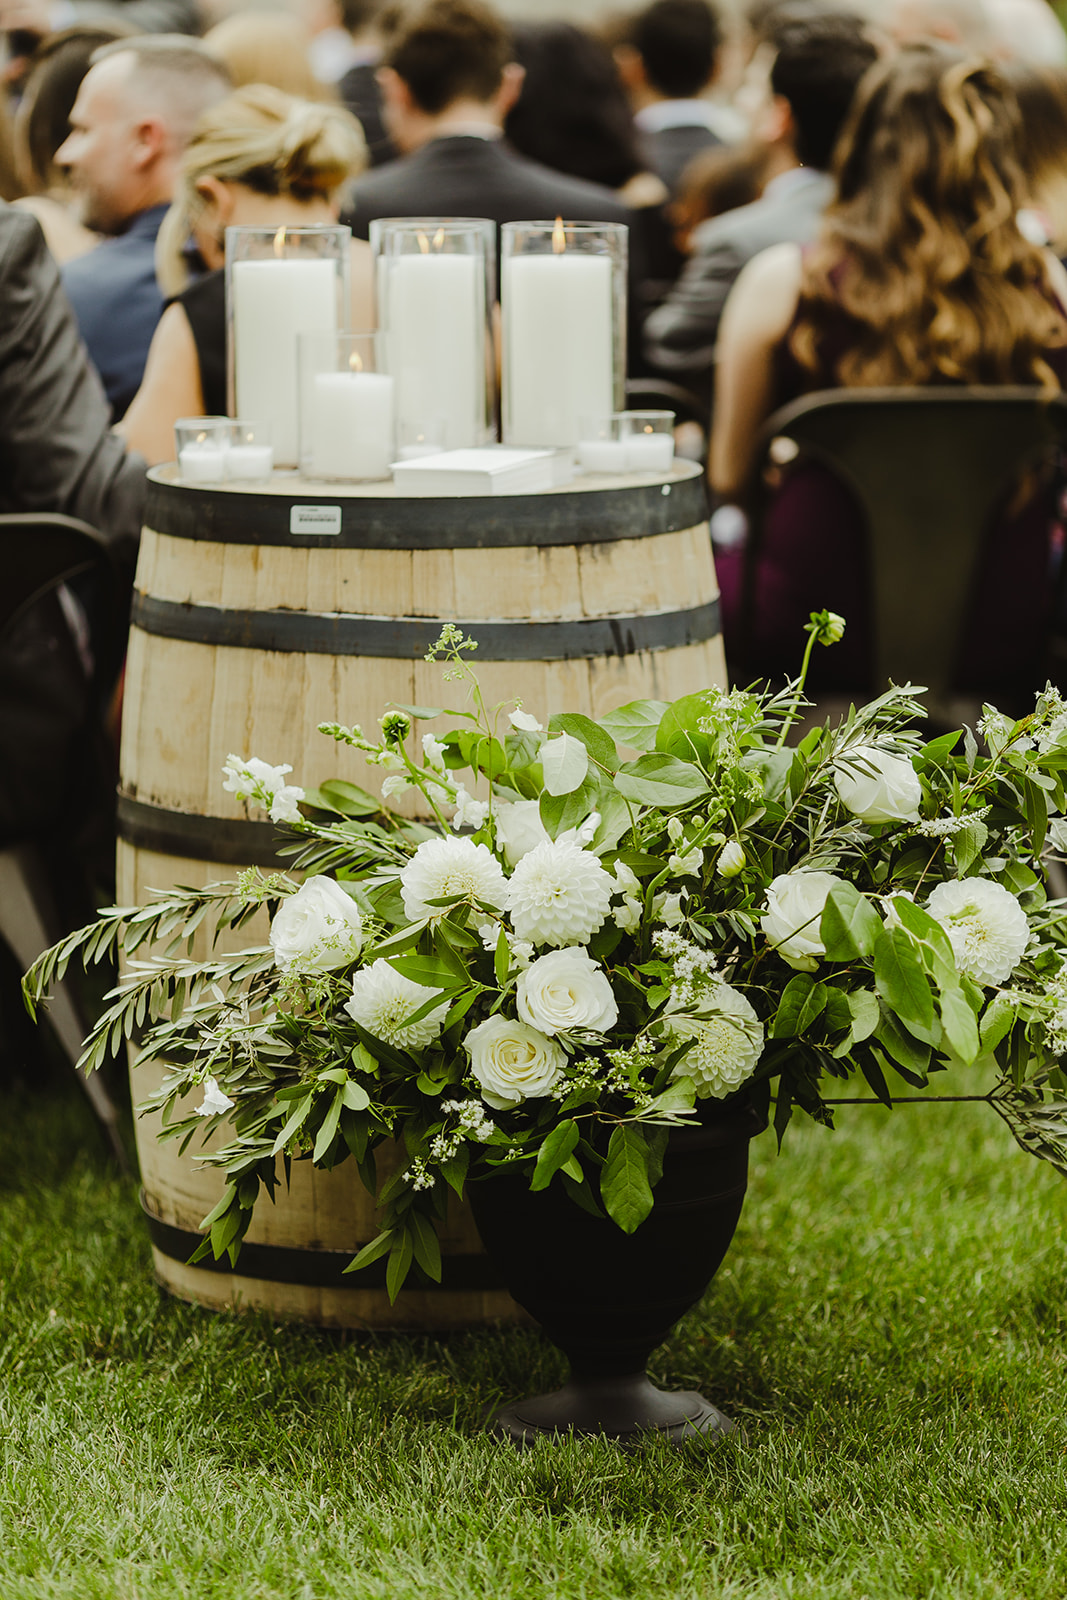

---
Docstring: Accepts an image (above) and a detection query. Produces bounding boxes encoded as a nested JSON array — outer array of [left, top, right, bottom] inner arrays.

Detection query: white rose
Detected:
[[516, 947, 618, 1036], [761, 869, 848, 971], [494, 799, 550, 867], [833, 744, 922, 824], [269, 875, 364, 973], [464, 1013, 566, 1109]]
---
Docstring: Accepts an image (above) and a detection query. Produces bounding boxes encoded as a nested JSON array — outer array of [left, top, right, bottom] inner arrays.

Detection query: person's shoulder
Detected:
[[0, 203, 48, 275], [691, 175, 831, 257], [726, 242, 803, 329], [498, 147, 629, 221]]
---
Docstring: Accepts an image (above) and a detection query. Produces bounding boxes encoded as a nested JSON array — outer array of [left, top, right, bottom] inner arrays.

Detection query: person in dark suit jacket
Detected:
[[340, 0, 630, 243], [643, 9, 878, 383], [614, 0, 737, 197]]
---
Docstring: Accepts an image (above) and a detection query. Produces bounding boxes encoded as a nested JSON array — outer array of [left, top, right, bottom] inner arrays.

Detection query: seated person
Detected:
[[121, 85, 372, 466], [709, 44, 1067, 699]]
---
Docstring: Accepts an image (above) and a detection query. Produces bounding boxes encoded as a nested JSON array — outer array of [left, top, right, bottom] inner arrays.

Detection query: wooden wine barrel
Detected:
[[117, 460, 725, 1329]]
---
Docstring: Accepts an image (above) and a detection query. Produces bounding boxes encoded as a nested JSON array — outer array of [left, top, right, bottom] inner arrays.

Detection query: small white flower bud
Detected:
[[716, 841, 746, 878], [666, 817, 684, 844]]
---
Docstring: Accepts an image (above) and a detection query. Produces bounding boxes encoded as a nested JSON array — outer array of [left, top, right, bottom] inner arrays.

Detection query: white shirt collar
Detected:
[[635, 99, 726, 134]]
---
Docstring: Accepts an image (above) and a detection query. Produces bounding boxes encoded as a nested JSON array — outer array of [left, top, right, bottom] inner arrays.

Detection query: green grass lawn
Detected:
[[3, 1072, 1067, 1600]]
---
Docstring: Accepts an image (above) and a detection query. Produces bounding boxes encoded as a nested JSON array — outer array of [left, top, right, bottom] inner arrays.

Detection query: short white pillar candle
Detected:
[[309, 368, 395, 480]]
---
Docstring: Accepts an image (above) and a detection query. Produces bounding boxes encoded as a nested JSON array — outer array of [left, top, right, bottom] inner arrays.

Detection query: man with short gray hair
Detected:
[[56, 37, 230, 419]]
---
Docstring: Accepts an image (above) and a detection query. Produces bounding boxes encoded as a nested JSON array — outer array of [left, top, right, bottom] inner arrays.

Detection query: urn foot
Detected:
[[485, 1371, 734, 1448]]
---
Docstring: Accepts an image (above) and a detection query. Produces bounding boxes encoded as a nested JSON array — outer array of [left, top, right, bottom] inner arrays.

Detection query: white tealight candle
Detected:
[[309, 367, 394, 479], [624, 431, 675, 473], [231, 256, 338, 467], [179, 443, 228, 483], [225, 444, 274, 481], [504, 251, 614, 448], [577, 439, 629, 473]]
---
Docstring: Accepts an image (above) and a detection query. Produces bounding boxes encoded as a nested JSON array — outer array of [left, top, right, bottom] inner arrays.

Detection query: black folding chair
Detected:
[[0, 513, 129, 1170]]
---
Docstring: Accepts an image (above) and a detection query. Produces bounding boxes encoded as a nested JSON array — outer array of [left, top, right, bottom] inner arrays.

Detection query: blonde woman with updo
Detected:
[[120, 85, 372, 464], [710, 44, 1067, 698]]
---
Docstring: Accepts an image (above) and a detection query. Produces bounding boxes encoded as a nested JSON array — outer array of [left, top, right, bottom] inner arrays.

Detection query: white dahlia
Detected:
[[926, 877, 1030, 987], [507, 836, 614, 947], [345, 959, 449, 1050], [399, 835, 508, 922], [665, 983, 764, 1099]]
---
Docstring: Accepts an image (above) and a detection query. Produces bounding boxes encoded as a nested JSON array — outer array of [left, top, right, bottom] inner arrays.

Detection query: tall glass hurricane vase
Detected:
[[502, 219, 627, 449], [226, 224, 350, 468], [371, 217, 495, 451]]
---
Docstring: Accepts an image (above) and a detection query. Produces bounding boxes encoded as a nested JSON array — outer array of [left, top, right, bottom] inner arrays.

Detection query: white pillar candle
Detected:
[[382, 252, 483, 450], [226, 444, 274, 480], [504, 253, 614, 448], [577, 439, 629, 473], [624, 433, 675, 473], [231, 258, 338, 467], [179, 443, 228, 483], [308, 369, 394, 479]]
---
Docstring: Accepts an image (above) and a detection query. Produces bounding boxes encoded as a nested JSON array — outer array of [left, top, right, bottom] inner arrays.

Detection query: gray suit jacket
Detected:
[[643, 169, 834, 379], [0, 205, 145, 566]]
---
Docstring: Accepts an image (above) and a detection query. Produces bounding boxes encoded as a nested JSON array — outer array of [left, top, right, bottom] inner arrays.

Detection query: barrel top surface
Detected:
[[145, 459, 707, 549]]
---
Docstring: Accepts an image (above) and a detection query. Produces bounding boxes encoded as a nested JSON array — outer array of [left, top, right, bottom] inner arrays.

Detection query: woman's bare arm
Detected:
[[117, 304, 205, 465]]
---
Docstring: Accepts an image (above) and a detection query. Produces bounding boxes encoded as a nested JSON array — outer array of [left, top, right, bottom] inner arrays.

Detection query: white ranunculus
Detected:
[[195, 1076, 235, 1117], [345, 958, 448, 1050], [400, 836, 508, 921], [762, 869, 848, 971], [464, 1013, 566, 1109], [833, 744, 922, 824], [717, 840, 746, 878], [516, 947, 618, 1036], [665, 982, 764, 1099], [926, 877, 1030, 987], [269, 875, 364, 973], [494, 799, 550, 867], [507, 837, 614, 947]]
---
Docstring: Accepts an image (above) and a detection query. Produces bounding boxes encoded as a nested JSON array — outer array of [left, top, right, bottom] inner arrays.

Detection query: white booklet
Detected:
[[390, 447, 559, 497]]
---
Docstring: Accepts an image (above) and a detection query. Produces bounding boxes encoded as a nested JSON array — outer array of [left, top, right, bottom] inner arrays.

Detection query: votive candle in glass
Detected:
[[226, 421, 273, 481], [175, 416, 230, 483], [621, 410, 675, 473], [577, 413, 628, 473], [299, 331, 394, 481]]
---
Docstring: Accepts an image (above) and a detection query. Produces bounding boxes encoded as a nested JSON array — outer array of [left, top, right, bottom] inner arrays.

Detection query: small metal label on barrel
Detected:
[[290, 505, 342, 536]]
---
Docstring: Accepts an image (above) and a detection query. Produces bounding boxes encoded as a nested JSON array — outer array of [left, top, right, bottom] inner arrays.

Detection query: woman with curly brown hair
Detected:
[[710, 43, 1067, 690]]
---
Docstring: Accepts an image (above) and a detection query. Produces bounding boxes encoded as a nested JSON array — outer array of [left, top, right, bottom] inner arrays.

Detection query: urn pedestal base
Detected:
[[486, 1371, 734, 1448]]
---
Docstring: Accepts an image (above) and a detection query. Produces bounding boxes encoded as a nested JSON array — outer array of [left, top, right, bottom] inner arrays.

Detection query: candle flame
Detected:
[[433, 226, 445, 250], [196, 431, 207, 444], [552, 216, 566, 254], [643, 424, 654, 434], [273, 225, 286, 257], [417, 230, 430, 254], [349, 351, 364, 373]]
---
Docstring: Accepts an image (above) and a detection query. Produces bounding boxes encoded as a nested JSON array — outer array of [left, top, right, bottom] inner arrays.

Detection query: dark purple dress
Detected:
[[716, 300, 1067, 699]]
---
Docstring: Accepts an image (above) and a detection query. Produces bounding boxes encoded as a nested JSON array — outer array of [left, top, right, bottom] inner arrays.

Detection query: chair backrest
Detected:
[[747, 386, 1067, 709], [0, 513, 115, 638]]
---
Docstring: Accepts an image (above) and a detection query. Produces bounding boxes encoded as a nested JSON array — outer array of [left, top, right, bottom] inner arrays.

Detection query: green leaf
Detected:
[[198, 1182, 238, 1231], [887, 898, 956, 980], [873, 927, 936, 1036], [771, 973, 818, 1039], [390, 954, 463, 990], [614, 753, 709, 808], [313, 1088, 344, 1161], [541, 731, 589, 796], [859, 1050, 893, 1107], [350, 1043, 378, 1075], [386, 1229, 415, 1302], [597, 699, 669, 752], [643, 1078, 697, 1117], [655, 694, 713, 763], [548, 713, 618, 771], [938, 980, 980, 1065], [410, 1212, 442, 1281], [493, 926, 510, 989], [344, 1229, 393, 1274], [847, 990, 880, 1043], [773, 1081, 794, 1150], [980, 993, 1017, 1054], [341, 1080, 370, 1112], [387, 703, 444, 719], [820, 884, 882, 962], [539, 775, 601, 839], [270, 1093, 314, 1156], [874, 1002, 932, 1079], [600, 1125, 654, 1233], [530, 1119, 580, 1191], [952, 818, 989, 876], [304, 779, 380, 817]]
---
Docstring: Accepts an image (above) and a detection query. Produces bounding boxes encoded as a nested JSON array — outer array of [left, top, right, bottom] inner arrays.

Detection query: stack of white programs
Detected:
[[390, 446, 560, 497]]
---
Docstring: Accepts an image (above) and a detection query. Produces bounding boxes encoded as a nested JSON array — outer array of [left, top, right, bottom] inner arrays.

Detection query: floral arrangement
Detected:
[[24, 616, 1067, 1297]]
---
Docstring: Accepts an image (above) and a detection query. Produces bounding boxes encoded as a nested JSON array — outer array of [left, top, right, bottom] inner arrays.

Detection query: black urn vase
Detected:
[[468, 1099, 765, 1447]]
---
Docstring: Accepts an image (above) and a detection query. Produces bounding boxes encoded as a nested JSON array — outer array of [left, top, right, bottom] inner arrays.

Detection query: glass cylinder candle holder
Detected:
[[621, 410, 676, 473], [299, 331, 394, 481], [395, 416, 448, 460], [502, 220, 627, 449], [226, 224, 350, 468], [576, 413, 629, 474], [370, 217, 494, 451], [175, 416, 230, 484], [226, 421, 273, 482]]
